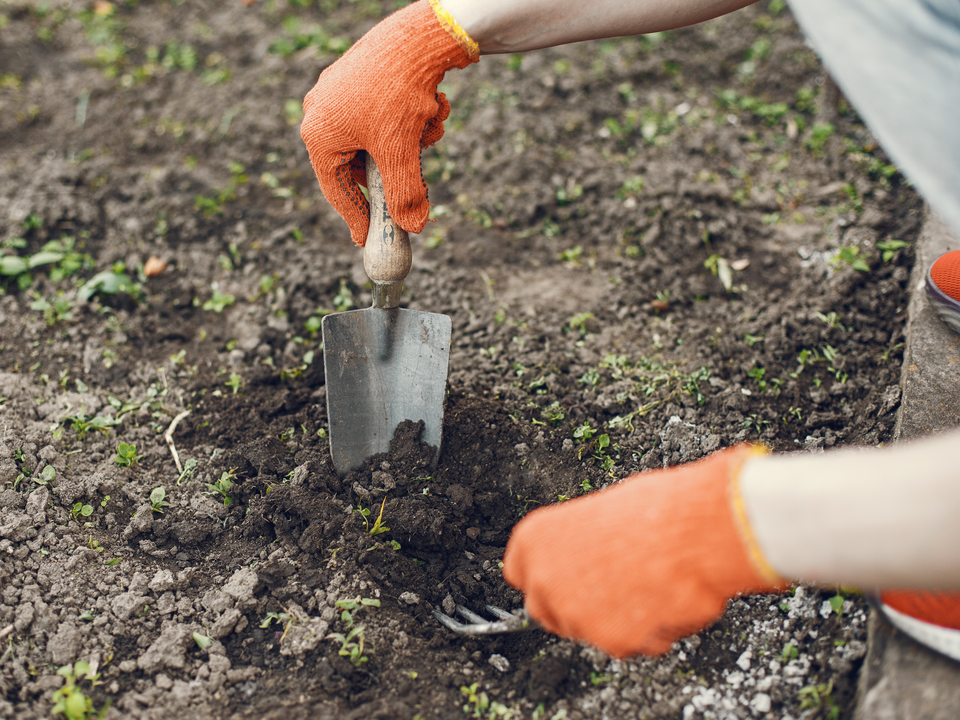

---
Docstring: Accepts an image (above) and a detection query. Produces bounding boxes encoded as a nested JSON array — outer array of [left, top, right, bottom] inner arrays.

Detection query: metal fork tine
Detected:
[[432, 605, 539, 635], [484, 605, 515, 621], [455, 605, 488, 624]]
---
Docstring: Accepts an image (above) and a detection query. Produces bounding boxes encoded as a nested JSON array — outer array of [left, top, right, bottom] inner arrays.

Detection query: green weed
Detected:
[[0, 235, 92, 293], [71, 502, 94, 522], [367, 496, 390, 536], [704, 254, 733, 292], [78, 264, 141, 303], [328, 625, 368, 667], [334, 596, 380, 629], [781, 641, 798, 662], [460, 682, 520, 719], [798, 680, 840, 720], [225, 372, 243, 395], [268, 16, 349, 58], [567, 312, 594, 338], [201, 288, 235, 313], [52, 660, 103, 720], [830, 246, 869, 273], [616, 175, 645, 199], [61, 409, 122, 440], [30, 292, 74, 326], [149, 487, 168, 513], [113, 443, 138, 468], [876, 239, 908, 262], [806, 122, 835, 155], [205, 469, 235, 506]]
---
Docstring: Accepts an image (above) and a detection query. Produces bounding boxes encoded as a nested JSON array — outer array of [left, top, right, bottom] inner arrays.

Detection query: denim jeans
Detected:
[[788, 0, 960, 236]]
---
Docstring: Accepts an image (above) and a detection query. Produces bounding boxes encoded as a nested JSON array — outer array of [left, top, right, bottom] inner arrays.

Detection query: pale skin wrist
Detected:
[[739, 429, 960, 590], [438, 0, 760, 55]]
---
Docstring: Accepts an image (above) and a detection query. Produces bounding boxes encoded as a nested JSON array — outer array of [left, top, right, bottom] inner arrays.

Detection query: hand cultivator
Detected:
[[433, 605, 539, 635]]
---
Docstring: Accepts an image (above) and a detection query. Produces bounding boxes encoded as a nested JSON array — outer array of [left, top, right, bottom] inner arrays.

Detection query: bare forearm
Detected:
[[439, 0, 759, 54], [741, 430, 960, 589]]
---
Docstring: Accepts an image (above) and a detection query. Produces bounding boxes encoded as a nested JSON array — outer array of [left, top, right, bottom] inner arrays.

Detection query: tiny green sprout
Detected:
[[265, 609, 294, 628], [543, 401, 565, 425], [555, 184, 583, 206], [806, 122, 835, 155], [328, 625, 368, 667], [225, 372, 243, 395], [149, 487, 168, 513], [815, 311, 847, 331], [580, 479, 594, 494], [567, 311, 595, 337], [368, 496, 390, 536], [877, 238, 909, 262], [316, 427, 328, 439], [52, 660, 102, 720], [177, 458, 198, 486], [333, 278, 355, 313], [828, 593, 845, 617], [573, 422, 596, 442], [799, 680, 839, 719], [461, 682, 489, 718], [71, 502, 94, 522], [704, 254, 733, 292], [193, 632, 213, 650], [743, 333, 764, 347], [830, 246, 869, 273], [37, 465, 56, 485], [202, 288, 235, 313], [389, 540, 401, 551], [205, 470, 235, 506], [100, 495, 110, 508], [335, 596, 381, 629], [559, 245, 583, 266], [781, 641, 799, 663], [77, 267, 140, 303], [113, 442, 138, 468], [616, 175, 645, 199], [557, 494, 570, 502], [590, 672, 614, 686]]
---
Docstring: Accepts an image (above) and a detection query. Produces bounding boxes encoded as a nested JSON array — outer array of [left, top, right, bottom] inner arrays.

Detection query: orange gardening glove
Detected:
[[300, 0, 478, 246], [502, 445, 786, 658]]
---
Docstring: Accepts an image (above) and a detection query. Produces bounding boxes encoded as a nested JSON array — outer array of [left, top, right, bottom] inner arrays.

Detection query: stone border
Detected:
[[855, 208, 960, 719]]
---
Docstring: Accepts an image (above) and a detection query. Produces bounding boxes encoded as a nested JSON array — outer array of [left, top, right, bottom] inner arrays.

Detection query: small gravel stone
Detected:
[[489, 654, 510, 672], [47, 622, 80, 665], [222, 567, 257, 602], [149, 569, 176, 593], [399, 592, 420, 605], [750, 693, 772, 714], [138, 624, 192, 673], [210, 608, 242, 639]]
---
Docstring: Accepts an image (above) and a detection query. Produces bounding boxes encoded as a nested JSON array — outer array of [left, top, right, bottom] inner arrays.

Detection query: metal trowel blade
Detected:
[[322, 306, 451, 476]]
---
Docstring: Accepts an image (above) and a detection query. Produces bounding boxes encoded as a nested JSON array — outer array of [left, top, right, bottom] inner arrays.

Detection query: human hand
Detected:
[[502, 445, 784, 658], [300, 0, 477, 246]]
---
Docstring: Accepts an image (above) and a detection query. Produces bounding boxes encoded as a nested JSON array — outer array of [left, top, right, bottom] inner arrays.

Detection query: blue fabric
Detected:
[[788, 0, 960, 235]]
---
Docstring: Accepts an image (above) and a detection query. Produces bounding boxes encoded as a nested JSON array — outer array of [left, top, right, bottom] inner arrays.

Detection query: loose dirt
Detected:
[[0, 1, 921, 718]]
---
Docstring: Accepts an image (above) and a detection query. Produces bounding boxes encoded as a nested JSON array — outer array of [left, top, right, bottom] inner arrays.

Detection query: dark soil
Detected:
[[0, 1, 921, 719]]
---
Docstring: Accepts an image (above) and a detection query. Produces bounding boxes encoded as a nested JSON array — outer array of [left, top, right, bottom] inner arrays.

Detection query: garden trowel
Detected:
[[322, 153, 451, 476]]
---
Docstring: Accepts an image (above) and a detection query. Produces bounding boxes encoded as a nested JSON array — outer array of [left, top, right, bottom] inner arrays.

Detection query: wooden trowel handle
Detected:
[[363, 153, 412, 309]]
